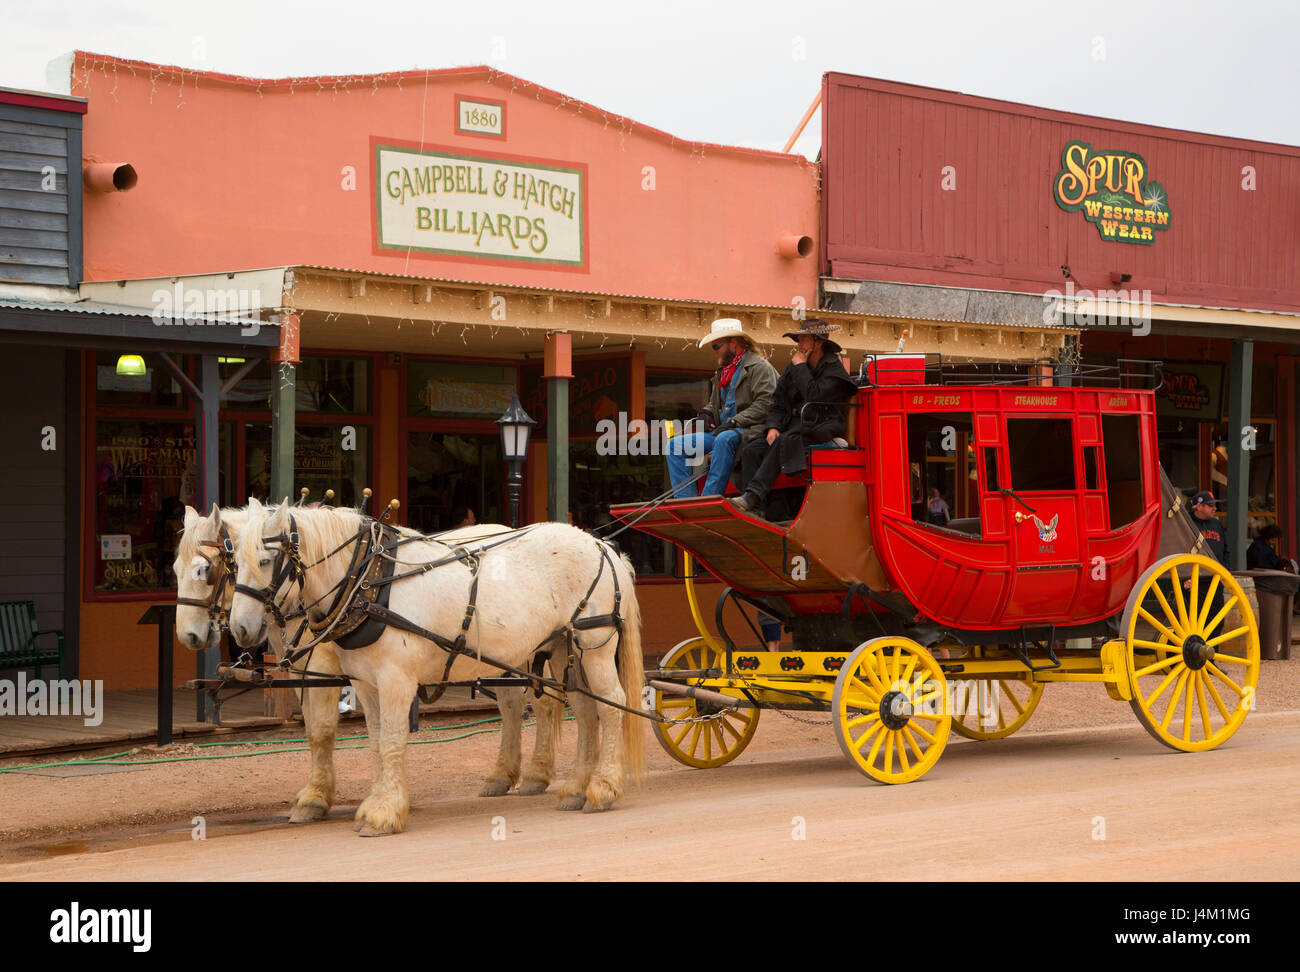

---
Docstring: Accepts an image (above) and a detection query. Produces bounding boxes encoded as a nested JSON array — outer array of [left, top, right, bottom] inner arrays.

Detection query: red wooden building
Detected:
[[818, 71, 1300, 567]]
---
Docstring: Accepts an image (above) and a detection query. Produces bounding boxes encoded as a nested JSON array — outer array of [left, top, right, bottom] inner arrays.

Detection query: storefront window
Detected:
[[94, 351, 186, 409], [406, 432, 502, 533], [646, 371, 710, 422], [222, 356, 370, 414], [93, 420, 196, 592], [408, 361, 516, 419], [245, 424, 371, 507], [570, 443, 672, 576]]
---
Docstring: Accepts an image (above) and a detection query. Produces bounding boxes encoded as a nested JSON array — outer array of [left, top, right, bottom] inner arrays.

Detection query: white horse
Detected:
[[175, 505, 567, 825], [227, 498, 644, 836]]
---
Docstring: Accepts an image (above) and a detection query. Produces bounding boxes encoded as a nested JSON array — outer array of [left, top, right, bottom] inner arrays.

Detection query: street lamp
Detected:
[[496, 393, 536, 528]]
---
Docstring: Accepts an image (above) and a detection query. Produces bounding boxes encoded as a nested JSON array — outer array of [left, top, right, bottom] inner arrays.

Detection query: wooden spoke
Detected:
[[1134, 653, 1183, 679], [1194, 672, 1213, 741], [882, 733, 895, 776], [1195, 575, 1222, 632], [854, 720, 885, 752], [1165, 567, 1192, 637], [902, 727, 925, 762], [846, 712, 881, 732], [1205, 663, 1243, 696], [1205, 627, 1250, 649], [1201, 596, 1239, 638], [1210, 652, 1251, 668], [1137, 606, 1181, 644], [1158, 669, 1190, 733], [1203, 673, 1232, 722], [1133, 638, 1183, 653], [908, 719, 937, 745], [1000, 681, 1026, 715], [1181, 672, 1194, 742], [1142, 663, 1186, 709]]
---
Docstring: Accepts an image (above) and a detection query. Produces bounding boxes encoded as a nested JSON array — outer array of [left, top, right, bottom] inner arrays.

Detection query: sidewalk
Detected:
[[0, 685, 496, 758]]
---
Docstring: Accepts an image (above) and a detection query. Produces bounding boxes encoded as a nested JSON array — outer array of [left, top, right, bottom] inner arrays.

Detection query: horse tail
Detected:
[[614, 551, 646, 785]]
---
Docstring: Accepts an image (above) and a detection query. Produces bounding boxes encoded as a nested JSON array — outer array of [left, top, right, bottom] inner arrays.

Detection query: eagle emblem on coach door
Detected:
[[1031, 514, 1059, 543]]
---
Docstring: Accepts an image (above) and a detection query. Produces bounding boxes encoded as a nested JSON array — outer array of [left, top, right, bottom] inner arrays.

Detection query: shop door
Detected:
[[406, 432, 503, 533]]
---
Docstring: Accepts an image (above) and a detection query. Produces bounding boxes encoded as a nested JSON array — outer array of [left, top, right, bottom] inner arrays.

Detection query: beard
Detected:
[[721, 346, 737, 365]]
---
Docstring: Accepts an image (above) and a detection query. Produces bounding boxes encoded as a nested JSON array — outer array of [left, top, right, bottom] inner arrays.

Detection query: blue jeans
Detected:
[[666, 429, 742, 497]]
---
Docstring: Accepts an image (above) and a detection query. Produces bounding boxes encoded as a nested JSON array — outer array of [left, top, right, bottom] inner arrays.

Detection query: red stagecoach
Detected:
[[610, 356, 1260, 783]]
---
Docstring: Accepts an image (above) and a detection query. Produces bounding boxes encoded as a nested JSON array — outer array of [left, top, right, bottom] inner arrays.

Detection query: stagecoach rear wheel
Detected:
[[949, 675, 1043, 740], [1121, 553, 1260, 752], [651, 637, 760, 769], [832, 637, 951, 784]]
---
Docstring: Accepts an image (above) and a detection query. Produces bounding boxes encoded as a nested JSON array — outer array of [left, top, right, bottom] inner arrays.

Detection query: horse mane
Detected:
[[239, 502, 369, 585], [178, 506, 249, 566]]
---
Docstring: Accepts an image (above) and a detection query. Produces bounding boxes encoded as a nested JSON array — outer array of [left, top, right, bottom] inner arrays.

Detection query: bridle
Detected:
[[176, 521, 238, 630], [233, 514, 310, 631]]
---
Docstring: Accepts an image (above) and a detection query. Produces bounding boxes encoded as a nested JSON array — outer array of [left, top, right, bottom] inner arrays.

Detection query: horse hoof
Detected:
[[478, 779, 513, 797], [516, 779, 550, 796], [353, 818, 365, 832], [357, 824, 390, 837], [289, 803, 328, 824], [557, 794, 586, 811], [582, 799, 613, 813]]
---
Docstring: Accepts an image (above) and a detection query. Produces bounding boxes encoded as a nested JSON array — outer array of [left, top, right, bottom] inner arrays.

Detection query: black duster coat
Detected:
[[760, 351, 859, 475]]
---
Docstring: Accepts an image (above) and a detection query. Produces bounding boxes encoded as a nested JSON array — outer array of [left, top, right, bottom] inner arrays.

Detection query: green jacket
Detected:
[[698, 350, 779, 442]]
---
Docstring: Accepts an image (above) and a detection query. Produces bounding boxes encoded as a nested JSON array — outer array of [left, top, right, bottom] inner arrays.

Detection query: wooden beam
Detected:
[[348, 277, 366, 298]]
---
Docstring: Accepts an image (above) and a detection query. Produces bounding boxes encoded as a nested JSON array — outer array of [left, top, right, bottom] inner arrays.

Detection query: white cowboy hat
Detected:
[[698, 318, 759, 350]]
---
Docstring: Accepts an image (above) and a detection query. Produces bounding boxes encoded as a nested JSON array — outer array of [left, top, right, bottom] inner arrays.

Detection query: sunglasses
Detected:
[[711, 342, 725, 351]]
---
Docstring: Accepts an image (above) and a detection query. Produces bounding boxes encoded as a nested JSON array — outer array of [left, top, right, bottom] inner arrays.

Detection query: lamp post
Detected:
[[496, 393, 536, 529]]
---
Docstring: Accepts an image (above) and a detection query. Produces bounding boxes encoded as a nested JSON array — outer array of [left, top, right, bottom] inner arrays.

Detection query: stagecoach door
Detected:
[[1000, 416, 1084, 619]]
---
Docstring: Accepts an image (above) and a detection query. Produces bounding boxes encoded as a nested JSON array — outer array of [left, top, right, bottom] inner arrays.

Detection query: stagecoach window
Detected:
[[1083, 447, 1100, 491], [906, 412, 977, 526], [1102, 414, 1144, 529], [1006, 418, 1076, 492], [983, 448, 1000, 493]]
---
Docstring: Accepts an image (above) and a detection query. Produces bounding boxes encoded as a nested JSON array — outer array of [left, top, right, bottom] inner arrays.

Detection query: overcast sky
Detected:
[[3, 0, 1296, 156]]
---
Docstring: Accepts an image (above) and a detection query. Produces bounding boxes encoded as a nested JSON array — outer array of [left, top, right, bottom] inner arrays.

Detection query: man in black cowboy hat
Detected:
[[732, 319, 857, 518]]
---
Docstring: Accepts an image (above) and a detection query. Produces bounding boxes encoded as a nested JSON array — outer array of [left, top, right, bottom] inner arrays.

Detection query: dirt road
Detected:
[[4, 706, 1298, 881]]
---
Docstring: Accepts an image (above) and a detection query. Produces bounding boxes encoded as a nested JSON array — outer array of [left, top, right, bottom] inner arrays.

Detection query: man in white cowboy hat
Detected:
[[732, 318, 857, 518], [665, 318, 778, 498]]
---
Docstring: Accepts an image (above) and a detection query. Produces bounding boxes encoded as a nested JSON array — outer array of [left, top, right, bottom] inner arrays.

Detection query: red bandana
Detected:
[[718, 348, 746, 389]]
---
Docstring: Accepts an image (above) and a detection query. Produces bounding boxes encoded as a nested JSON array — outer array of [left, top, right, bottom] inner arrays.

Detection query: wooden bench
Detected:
[[0, 601, 67, 679]]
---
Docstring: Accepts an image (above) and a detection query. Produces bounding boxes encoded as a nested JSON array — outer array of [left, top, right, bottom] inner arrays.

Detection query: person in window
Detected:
[[665, 319, 777, 498], [926, 488, 951, 526], [1247, 524, 1293, 572], [732, 319, 857, 518], [1190, 490, 1229, 566], [451, 506, 476, 529]]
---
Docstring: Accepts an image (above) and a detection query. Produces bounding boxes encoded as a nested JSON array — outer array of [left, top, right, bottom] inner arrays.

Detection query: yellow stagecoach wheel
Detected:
[[651, 637, 760, 769], [950, 677, 1044, 740], [832, 637, 950, 784], [1121, 553, 1260, 752]]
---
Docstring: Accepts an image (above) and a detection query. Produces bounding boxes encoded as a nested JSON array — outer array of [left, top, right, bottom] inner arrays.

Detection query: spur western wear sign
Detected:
[[1052, 140, 1171, 245], [374, 140, 587, 267]]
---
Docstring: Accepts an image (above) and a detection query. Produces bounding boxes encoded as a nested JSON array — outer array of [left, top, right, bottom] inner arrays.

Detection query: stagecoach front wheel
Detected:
[[950, 674, 1044, 741], [651, 637, 760, 769], [1121, 553, 1260, 752], [832, 637, 950, 784]]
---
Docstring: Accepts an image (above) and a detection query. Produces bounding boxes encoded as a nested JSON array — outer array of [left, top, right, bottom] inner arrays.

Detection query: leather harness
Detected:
[[234, 515, 627, 708]]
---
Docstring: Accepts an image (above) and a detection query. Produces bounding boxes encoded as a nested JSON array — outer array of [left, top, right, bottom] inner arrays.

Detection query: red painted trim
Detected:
[[454, 92, 507, 140], [0, 90, 87, 113]]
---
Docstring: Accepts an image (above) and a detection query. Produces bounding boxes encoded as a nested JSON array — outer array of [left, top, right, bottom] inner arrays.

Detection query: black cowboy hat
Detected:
[[782, 318, 843, 355]]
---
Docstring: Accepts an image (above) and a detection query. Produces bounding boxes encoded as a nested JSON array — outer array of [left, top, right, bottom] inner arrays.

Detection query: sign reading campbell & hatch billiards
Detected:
[[374, 139, 587, 268], [1052, 140, 1171, 245]]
